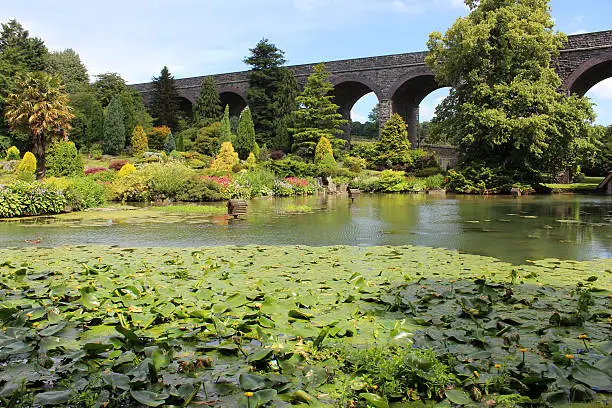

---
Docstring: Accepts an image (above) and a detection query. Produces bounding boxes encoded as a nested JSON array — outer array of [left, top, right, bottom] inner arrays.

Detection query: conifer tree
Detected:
[[210, 141, 239, 172], [193, 76, 222, 126], [291, 63, 347, 161], [131, 125, 148, 156], [244, 39, 298, 147], [375, 113, 411, 168], [220, 105, 232, 144], [150, 66, 180, 131], [103, 95, 125, 155], [164, 132, 176, 154], [234, 107, 256, 160], [314, 136, 335, 165]]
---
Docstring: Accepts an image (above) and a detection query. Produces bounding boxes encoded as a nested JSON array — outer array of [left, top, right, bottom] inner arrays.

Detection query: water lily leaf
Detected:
[[288, 309, 313, 320], [254, 388, 277, 405], [39, 322, 67, 337], [129, 389, 168, 407], [445, 389, 472, 405], [247, 348, 272, 363], [34, 390, 72, 405], [359, 393, 389, 408], [572, 362, 612, 392], [239, 373, 267, 390]]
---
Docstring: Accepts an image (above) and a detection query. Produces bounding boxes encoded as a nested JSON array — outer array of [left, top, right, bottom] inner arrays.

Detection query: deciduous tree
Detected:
[[426, 0, 596, 183]]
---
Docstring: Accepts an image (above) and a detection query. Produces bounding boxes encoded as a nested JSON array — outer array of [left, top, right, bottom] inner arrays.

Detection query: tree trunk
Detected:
[[33, 134, 46, 179]]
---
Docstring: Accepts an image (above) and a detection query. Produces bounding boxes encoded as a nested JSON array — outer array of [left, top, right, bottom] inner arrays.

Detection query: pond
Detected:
[[1, 193, 611, 264]]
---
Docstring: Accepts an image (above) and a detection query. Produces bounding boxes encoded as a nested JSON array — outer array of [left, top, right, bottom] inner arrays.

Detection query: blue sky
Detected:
[[1, 0, 611, 125]]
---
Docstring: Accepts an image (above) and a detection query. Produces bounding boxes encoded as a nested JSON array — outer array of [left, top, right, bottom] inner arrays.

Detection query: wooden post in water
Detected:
[[227, 200, 247, 218]]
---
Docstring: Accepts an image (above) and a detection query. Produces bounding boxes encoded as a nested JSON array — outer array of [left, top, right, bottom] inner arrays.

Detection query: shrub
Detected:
[[269, 150, 286, 160], [168, 150, 182, 160], [210, 142, 239, 172], [109, 159, 129, 171], [145, 162, 195, 200], [5, 146, 20, 161], [376, 169, 409, 192], [0, 181, 67, 218], [266, 158, 318, 178], [131, 125, 148, 156], [234, 107, 256, 160], [314, 136, 335, 165], [175, 176, 227, 202], [424, 174, 445, 190], [45, 177, 106, 211], [85, 167, 108, 175], [89, 143, 103, 159], [351, 142, 378, 166], [344, 156, 367, 173], [46, 141, 84, 177], [245, 152, 256, 169], [194, 122, 223, 156], [16, 152, 37, 181], [240, 167, 276, 196], [413, 166, 442, 178], [147, 126, 171, 151], [117, 163, 137, 178]]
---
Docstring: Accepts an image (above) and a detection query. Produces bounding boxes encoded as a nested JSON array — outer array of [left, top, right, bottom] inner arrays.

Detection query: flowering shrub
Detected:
[[202, 175, 231, 188], [273, 180, 294, 196], [285, 177, 311, 195], [0, 181, 67, 218]]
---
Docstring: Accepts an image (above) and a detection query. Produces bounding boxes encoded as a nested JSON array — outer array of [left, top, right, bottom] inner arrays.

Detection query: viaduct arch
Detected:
[[132, 30, 612, 146]]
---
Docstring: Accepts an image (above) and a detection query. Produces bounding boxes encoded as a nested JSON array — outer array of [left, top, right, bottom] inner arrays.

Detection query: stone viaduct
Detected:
[[132, 30, 612, 147]]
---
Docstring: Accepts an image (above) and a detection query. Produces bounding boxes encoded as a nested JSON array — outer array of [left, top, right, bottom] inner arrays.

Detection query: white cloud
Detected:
[[588, 78, 612, 100]]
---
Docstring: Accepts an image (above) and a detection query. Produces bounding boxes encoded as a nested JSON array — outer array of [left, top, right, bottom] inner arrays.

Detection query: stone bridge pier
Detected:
[[132, 30, 612, 149]]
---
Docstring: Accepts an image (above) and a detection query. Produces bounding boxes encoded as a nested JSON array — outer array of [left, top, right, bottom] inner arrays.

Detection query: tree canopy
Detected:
[[150, 66, 180, 131], [426, 0, 596, 183], [244, 39, 298, 147], [291, 63, 347, 161], [4, 72, 73, 178], [193, 76, 222, 126]]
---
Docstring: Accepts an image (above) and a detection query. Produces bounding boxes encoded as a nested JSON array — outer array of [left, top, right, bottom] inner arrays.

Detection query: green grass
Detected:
[[543, 182, 601, 192], [148, 204, 226, 215], [582, 176, 605, 184]]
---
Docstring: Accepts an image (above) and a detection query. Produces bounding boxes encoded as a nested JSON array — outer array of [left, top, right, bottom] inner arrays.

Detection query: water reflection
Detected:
[[0, 194, 610, 264]]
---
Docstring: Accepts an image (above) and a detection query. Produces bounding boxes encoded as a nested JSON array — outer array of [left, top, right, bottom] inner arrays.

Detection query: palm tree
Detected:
[[4, 72, 74, 178]]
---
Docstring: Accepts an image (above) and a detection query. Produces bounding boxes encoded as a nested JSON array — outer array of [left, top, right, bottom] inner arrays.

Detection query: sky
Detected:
[[1, 0, 611, 125]]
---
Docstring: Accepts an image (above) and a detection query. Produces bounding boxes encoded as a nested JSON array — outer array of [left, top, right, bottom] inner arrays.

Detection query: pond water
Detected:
[[1, 193, 611, 264]]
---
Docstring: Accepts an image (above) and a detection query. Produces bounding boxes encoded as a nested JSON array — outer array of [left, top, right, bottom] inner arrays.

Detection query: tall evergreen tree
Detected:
[[291, 63, 347, 161], [103, 95, 125, 155], [193, 76, 222, 126], [220, 105, 232, 144], [0, 20, 47, 72], [426, 0, 596, 183], [150, 66, 180, 131], [234, 107, 256, 160], [375, 113, 411, 167], [244, 39, 297, 147]]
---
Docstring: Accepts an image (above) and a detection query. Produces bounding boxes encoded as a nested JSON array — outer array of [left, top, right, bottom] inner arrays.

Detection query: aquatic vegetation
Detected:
[[0, 245, 609, 406]]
